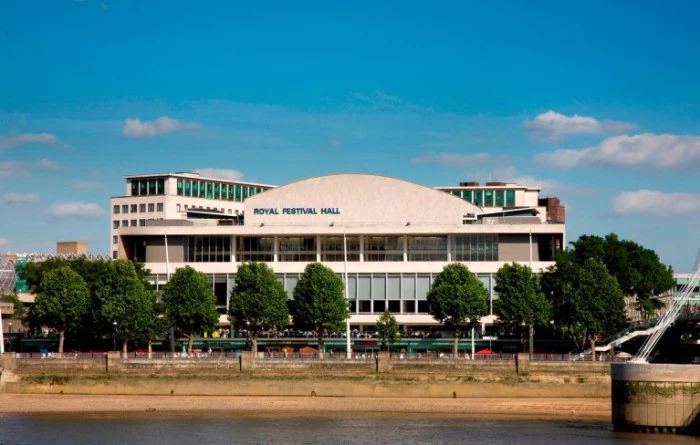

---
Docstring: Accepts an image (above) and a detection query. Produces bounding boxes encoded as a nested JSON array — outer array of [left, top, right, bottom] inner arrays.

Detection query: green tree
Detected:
[[229, 262, 289, 354], [570, 234, 674, 319], [494, 263, 551, 355], [427, 263, 488, 356], [31, 266, 89, 353], [376, 310, 400, 351], [161, 266, 219, 354], [292, 263, 349, 353], [554, 258, 626, 356], [97, 260, 157, 353]]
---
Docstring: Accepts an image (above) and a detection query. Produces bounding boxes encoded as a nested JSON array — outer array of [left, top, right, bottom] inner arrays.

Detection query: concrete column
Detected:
[[377, 351, 390, 373], [240, 351, 254, 372], [516, 353, 530, 374], [107, 351, 121, 373], [316, 235, 321, 262], [359, 236, 364, 262], [273, 236, 279, 262]]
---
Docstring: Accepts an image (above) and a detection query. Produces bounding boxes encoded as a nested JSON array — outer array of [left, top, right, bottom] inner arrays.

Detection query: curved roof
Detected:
[[244, 173, 482, 227]]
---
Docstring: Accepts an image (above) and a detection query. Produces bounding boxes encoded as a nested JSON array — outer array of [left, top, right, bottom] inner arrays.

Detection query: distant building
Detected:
[[111, 172, 566, 329], [56, 241, 89, 255]]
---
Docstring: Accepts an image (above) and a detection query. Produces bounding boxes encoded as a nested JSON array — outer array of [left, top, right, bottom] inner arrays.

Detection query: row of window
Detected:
[[183, 235, 499, 262], [446, 189, 516, 207], [176, 178, 267, 201], [130, 178, 166, 196], [113, 219, 149, 229], [113, 203, 163, 214]]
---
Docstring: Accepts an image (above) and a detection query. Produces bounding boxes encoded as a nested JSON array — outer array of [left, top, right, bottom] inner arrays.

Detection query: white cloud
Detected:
[[3, 192, 39, 204], [411, 152, 500, 167], [0, 161, 26, 178], [524, 110, 636, 142], [48, 202, 105, 219], [34, 158, 60, 170], [611, 190, 700, 217], [193, 168, 245, 181], [122, 116, 200, 139], [0, 133, 57, 149], [73, 181, 104, 190], [534, 133, 700, 171]]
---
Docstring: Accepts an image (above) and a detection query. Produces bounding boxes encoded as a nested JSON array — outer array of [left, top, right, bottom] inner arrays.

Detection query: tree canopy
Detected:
[[229, 262, 289, 353], [427, 263, 488, 356], [291, 262, 349, 353], [376, 310, 400, 351], [31, 266, 90, 353], [161, 266, 219, 353], [494, 263, 551, 354], [570, 234, 674, 318]]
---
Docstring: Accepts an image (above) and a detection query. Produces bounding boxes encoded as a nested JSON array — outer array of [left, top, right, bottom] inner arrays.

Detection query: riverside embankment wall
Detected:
[[1, 352, 611, 398]]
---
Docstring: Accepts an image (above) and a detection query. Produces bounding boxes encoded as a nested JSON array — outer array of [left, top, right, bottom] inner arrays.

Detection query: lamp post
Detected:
[[245, 320, 251, 352], [112, 321, 118, 351], [8, 322, 12, 352]]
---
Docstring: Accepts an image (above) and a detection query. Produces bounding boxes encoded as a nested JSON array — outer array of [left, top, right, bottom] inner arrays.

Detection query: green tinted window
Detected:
[[184, 180, 191, 196], [156, 178, 165, 195], [192, 181, 199, 197], [242, 186, 249, 199], [257, 187, 263, 194], [139, 180, 147, 196], [235, 185, 242, 202], [214, 183, 221, 200], [131, 181, 138, 196], [484, 190, 493, 207], [506, 190, 515, 207], [463, 190, 472, 203], [473, 190, 483, 206], [451, 190, 461, 198], [228, 185, 234, 201], [206, 182, 213, 199], [220, 184, 227, 200], [176, 179, 183, 196], [199, 181, 205, 198], [495, 190, 505, 207], [148, 178, 156, 195]]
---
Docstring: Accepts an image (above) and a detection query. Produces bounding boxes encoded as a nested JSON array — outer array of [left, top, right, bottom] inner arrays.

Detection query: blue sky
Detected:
[[1, 1, 699, 271]]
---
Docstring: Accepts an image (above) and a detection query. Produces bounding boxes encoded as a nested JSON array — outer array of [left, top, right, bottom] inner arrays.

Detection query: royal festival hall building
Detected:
[[111, 172, 566, 330]]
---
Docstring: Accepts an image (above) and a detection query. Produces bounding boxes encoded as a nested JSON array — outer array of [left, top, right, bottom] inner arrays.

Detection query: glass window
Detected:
[[130, 181, 138, 196], [139, 204, 146, 213], [139, 219, 145, 226], [387, 276, 400, 299], [358, 300, 371, 313], [228, 185, 235, 201], [495, 190, 505, 207], [176, 179, 183, 196], [112, 251, 118, 260], [130, 204, 137, 213], [234, 185, 242, 202], [237, 236, 274, 262], [220, 184, 227, 200], [417, 300, 430, 313], [374, 301, 386, 313], [285, 276, 299, 299], [112, 235, 118, 244], [402, 276, 415, 299], [249, 188, 256, 197], [453, 234, 499, 261], [463, 190, 472, 203], [156, 178, 165, 195], [113, 205, 120, 214], [122, 220, 128, 227], [388, 300, 400, 312], [148, 179, 156, 195], [192, 181, 199, 197], [347, 276, 357, 300], [199, 181, 205, 198], [372, 277, 386, 300], [407, 236, 448, 261], [242, 186, 250, 200], [484, 190, 494, 207], [257, 187, 264, 194], [185, 236, 231, 262], [416, 276, 431, 300], [157, 203, 163, 212], [184, 180, 191, 197], [113, 221, 120, 229], [506, 190, 515, 207], [320, 236, 360, 261], [357, 276, 371, 300], [364, 237, 404, 262], [122, 204, 128, 213], [450, 190, 461, 198], [473, 190, 483, 207], [206, 182, 213, 199], [214, 183, 221, 200], [403, 300, 415, 314], [148, 203, 154, 212], [139, 180, 147, 196], [130, 219, 137, 227], [278, 237, 317, 262]]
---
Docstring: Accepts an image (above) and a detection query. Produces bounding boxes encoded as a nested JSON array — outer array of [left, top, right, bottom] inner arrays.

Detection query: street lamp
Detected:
[[8, 322, 12, 352], [245, 321, 251, 352], [112, 321, 118, 351]]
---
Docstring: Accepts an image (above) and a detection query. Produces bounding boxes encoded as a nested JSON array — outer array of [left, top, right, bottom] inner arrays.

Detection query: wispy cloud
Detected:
[[524, 111, 636, 142], [122, 116, 201, 139], [3, 192, 39, 204], [193, 168, 245, 181], [73, 181, 104, 190], [534, 133, 700, 171], [34, 158, 60, 170], [0, 161, 27, 178], [0, 133, 58, 150], [611, 190, 700, 216], [411, 152, 502, 167], [349, 91, 434, 113], [48, 202, 105, 219]]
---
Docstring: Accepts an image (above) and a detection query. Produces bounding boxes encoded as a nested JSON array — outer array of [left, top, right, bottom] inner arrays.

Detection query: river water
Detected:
[[0, 413, 696, 445]]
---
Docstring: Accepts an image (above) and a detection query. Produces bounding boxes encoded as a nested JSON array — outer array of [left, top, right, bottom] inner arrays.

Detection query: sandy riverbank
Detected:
[[0, 394, 610, 421]]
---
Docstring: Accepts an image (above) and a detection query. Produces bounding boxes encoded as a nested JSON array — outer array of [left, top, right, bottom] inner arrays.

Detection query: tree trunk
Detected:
[[318, 328, 324, 358], [58, 330, 65, 354], [528, 324, 534, 357], [187, 334, 194, 354], [453, 328, 459, 357], [252, 333, 258, 357], [122, 338, 128, 355], [590, 338, 596, 361]]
